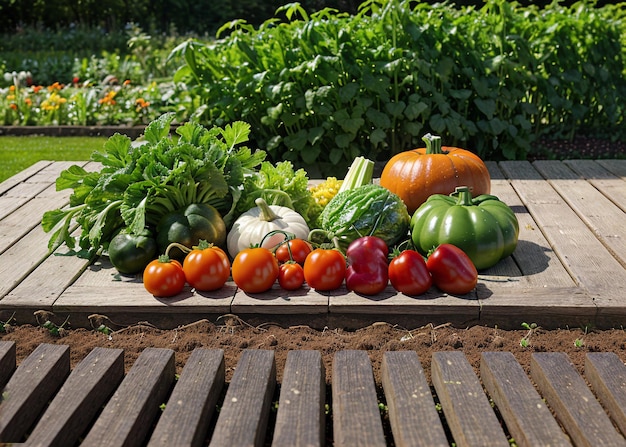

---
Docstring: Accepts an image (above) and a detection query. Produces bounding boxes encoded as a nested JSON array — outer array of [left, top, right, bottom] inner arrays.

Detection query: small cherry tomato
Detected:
[[388, 250, 432, 295], [143, 256, 186, 297], [303, 248, 346, 291], [278, 262, 305, 290], [232, 247, 279, 293], [426, 244, 478, 295], [275, 238, 313, 265], [183, 241, 231, 291]]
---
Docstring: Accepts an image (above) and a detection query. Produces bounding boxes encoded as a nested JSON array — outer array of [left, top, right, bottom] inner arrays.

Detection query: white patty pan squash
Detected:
[[227, 197, 310, 258]]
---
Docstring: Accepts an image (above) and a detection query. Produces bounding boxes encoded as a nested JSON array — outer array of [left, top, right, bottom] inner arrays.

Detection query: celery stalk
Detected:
[[338, 156, 374, 194]]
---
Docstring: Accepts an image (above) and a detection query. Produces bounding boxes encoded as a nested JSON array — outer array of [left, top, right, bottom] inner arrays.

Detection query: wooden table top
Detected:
[[1, 159, 625, 331]]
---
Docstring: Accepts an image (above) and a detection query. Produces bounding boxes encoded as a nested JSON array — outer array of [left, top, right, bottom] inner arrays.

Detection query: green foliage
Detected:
[[173, 0, 626, 174]]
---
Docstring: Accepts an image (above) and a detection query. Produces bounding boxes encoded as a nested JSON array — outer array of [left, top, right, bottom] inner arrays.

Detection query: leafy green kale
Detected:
[[42, 113, 266, 253], [237, 160, 323, 228]]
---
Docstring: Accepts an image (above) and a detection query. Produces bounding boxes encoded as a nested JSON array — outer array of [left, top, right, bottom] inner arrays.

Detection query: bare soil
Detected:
[[2, 318, 625, 384]]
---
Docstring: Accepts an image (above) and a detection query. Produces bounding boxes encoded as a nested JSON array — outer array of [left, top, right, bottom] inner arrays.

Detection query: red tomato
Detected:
[[275, 238, 312, 265], [388, 250, 432, 295], [278, 262, 305, 290], [303, 248, 346, 291], [231, 247, 279, 293], [183, 243, 231, 291], [426, 244, 478, 295], [143, 257, 186, 297]]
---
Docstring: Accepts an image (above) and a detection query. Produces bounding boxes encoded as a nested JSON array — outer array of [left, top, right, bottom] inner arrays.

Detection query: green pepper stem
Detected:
[[453, 186, 474, 206], [255, 197, 281, 222], [422, 133, 443, 154]]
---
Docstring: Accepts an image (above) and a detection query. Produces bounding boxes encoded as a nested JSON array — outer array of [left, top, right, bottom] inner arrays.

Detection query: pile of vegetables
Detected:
[[43, 113, 520, 298]]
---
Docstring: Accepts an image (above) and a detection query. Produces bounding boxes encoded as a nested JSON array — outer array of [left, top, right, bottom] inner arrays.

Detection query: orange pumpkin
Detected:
[[380, 134, 491, 215]]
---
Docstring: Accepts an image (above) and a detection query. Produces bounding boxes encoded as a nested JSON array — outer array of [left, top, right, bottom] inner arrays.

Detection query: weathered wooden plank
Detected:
[[596, 159, 626, 180], [231, 282, 329, 316], [209, 349, 276, 447], [0, 344, 70, 443], [480, 351, 572, 447], [381, 351, 448, 447], [51, 256, 237, 324], [0, 160, 52, 196], [0, 341, 16, 390], [0, 186, 71, 255], [531, 352, 626, 447], [148, 349, 225, 447], [564, 160, 626, 213], [431, 351, 509, 447], [332, 350, 386, 447], [533, 160, 626, 269], [500, 160, 626, 293], [25, 347, 125, 447], [82, 347, 176, 447], [585, 352, 626, 437], [272, 350, 326, 447], [487, 176, 575, 287]]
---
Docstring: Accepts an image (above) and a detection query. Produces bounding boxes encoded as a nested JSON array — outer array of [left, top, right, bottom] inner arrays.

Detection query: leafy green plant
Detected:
[[172, 0, 626, 174]]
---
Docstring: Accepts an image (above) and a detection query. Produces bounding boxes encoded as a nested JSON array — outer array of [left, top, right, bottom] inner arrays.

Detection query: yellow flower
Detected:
[[41, 92, 67, 111], [310, 177, 343, 207]]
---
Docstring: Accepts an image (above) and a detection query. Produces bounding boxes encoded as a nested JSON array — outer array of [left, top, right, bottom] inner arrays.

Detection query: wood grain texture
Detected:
[[531, 352, 626, 447], [381, 351, 448, 447], [585, 352, 626, 437], [480, 351, 571, 447], [147, 349, 225, 447], [431, 351, 509, 447], [25, 347, 125, 447], [82, 347, 176, 447], [332, 350, 386, 447], [0, 343, 70, 442], [272, 350, 326, 447], [209, 349, 276, 447]]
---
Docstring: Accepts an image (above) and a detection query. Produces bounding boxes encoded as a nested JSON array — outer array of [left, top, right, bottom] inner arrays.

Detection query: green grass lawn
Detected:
[[0, 136, 106, 183]]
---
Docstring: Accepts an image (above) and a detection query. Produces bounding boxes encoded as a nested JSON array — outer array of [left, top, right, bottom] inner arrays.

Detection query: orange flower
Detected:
[[135, 98, 150, 112], [98, 90, 117, 106], [9, 103, 18, 110], [47, 82, 63, 92], [123, 79, 131, 86], [32, 85, 43, 93]]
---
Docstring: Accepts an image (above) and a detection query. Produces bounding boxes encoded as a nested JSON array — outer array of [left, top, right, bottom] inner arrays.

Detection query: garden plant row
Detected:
[[1, 0, 625, 169]]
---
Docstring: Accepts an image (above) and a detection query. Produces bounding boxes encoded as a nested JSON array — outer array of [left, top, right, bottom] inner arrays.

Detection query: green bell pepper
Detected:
[[156, 203, 227, 259], [410, 186, 519, 270], [107, 228, 158, 275]]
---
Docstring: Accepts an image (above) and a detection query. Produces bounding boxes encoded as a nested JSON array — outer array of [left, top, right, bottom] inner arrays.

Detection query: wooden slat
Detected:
[[480, 352, 572, 447], [431, 351, 509, 447], [332, 350, 386, 447], [531, 352, 626, 447], [0, 341, 16, 390], [0, 161, 52, 196], [148, 349, 225, 447], [272, 350, 326, 447], [0, 344, 70, 442], [596, 159, 626, 180], [564, 159, 626, 213], [208, 349, 276, 447], [81, 347, 175, 447], [500, 160, 626, 293], [533, 160, 626, 269], [585, 352, 626, 437], [381, 351, 448, 447], [25, 347, 125, 447]]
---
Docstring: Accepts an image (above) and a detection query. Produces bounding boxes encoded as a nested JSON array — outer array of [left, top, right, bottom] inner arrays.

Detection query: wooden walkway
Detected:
[[0, 159, 625, 330], [2, 342, 626, 446]]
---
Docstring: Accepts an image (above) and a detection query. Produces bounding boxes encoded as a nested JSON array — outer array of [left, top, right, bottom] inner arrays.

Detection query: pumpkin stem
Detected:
[[422, 133, 443, 154], [452, 186, 474, 206], [255, 197, 281, 222]]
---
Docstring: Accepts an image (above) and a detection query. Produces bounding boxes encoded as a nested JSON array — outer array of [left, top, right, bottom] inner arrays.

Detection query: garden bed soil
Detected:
[[2, 319, 624, 385]]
